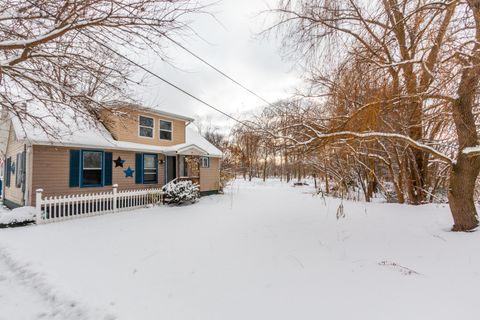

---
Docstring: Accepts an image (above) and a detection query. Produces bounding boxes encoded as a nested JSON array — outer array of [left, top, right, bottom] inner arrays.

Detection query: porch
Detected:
[[164, 144, 211, 187]]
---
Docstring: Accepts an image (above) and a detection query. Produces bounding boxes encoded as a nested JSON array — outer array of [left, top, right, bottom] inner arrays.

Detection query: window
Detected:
[[82, 151, 103, 186], [143, 154, 158, 183], [139, 116, 154, 138], [159, 120, 172, 140], [201, 157, 210, 168]]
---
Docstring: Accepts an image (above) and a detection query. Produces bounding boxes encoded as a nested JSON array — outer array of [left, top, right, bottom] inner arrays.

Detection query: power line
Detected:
[[23, 0, 257, 130], [162, 34, 273, 107], [84, 31, 255, 129]]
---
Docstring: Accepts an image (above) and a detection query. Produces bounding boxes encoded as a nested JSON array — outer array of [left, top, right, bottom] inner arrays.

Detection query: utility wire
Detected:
[[84, 31, 256, 129], [162, 34, 273, 107], [23, 0, 257, 130]]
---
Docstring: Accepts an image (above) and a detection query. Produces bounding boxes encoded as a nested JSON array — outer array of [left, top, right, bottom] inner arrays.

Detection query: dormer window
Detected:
[[159, 120, 172, 140], [139, 116, 154, 138]]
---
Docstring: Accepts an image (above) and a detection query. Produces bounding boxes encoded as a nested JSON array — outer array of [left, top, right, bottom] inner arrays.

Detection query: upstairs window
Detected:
[[159, 120, 172, 140], [139, 116, 154, 138], [143, 154, 158, 183], [82, 151, 103, 186], [201, 157, 210, 168]]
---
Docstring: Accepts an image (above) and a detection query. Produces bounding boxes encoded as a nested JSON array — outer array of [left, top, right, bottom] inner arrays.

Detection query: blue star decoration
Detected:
[[124, 166, 134, 178], [114, 156, 125, 168]]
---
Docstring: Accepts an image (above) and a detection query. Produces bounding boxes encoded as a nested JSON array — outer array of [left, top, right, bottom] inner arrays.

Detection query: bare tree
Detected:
[[0, 0, 204, 136], [268, 0, 480, 231]]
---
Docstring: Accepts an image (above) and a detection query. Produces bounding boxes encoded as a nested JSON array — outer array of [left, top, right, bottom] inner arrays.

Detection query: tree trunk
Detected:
[[448, 11, 480, 231], [448, 155, 480, 231], [325, 169, 329, 194], [262, 155, 267, 182]]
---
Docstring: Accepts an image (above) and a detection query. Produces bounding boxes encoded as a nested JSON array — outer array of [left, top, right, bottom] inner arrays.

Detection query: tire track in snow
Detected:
[[0, 247, 116, 320]]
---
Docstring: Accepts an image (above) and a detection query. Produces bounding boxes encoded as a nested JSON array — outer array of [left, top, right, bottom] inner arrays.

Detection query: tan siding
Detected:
[[4, 127, 25, 206], [101, 108, 186, 146], [199, 158, 220, 192], [31, 146, 165, 206]]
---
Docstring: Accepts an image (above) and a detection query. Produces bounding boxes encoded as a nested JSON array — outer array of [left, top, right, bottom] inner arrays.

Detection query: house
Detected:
[[0, 103, 222, 209]]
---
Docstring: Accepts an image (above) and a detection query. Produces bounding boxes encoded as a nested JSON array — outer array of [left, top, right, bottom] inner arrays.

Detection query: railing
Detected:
[[179, 176, 200, 185], [35, 184, 164, 224]]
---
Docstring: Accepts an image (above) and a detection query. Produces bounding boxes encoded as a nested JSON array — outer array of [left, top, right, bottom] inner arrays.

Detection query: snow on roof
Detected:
[[105, 101, 195, 123], [169, 127, 223, 157], [9, 109, 222, 157]]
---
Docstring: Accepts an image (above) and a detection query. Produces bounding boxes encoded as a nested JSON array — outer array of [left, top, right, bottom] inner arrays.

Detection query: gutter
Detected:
[[27, 141, 223, 158]]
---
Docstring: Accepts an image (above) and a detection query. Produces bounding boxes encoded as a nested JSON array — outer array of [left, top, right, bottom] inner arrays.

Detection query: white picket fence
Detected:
[[35, 184, 164, 224]]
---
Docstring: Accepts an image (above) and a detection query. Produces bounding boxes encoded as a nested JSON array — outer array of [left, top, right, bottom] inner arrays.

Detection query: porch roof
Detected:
[[171, 144, 210, 156]]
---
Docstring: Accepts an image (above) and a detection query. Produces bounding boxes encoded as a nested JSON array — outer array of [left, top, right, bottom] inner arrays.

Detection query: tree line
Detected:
[[208, 0, 480, 232]]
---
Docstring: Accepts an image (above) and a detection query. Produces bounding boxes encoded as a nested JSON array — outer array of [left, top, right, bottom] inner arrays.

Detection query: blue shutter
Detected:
[[69, 150, 80, 187], [104, 152, 113, 186], [5, 157, 11, 187], [135, 153, 143, 184]]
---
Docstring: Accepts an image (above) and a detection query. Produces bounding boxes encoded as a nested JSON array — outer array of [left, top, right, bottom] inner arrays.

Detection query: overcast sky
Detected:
[[131, 0, 303, 131]]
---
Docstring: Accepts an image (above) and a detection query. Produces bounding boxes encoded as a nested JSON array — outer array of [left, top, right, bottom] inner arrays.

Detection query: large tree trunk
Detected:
[[449, 1, 480, 231], [448, 156, 480, 231]]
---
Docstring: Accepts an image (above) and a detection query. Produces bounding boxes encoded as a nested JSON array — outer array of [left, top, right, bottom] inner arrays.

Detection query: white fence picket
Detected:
[[35, 185, 164, 224]]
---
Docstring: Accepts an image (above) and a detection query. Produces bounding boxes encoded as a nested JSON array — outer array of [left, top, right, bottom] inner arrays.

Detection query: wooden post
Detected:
[[112, 184, 118, 213], [35, 189, 43, 225]]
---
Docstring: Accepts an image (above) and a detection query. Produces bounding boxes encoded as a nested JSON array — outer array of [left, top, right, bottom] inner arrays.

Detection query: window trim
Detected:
[[138, 115, 155, 139], [142, 153, 158, 184], [80, 150, 104, 188], [201, 157, 210, 168], [159, 119, 173, 141]]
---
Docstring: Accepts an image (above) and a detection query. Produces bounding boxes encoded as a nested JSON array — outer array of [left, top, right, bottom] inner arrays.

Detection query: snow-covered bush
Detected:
[[0, 206, 36, 227], [163, 181, 200, 205]]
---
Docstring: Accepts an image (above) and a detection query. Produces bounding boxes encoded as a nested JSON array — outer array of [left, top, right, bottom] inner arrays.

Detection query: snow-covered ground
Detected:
[[0, 179, 479, 320]]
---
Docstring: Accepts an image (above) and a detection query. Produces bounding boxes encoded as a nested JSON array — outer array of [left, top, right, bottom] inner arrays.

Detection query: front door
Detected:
[[165, 156, 177, 184]]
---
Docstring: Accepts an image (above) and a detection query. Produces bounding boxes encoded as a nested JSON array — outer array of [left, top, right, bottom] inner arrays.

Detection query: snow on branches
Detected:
[[163, 180, 200, 205], [0, 0, 204, 138]]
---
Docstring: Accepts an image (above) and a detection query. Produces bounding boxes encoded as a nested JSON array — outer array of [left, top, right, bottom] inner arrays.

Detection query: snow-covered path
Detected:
[[1, 179, 479, 319], [0, 247, 105, 320], [0, 250, 48, 320]]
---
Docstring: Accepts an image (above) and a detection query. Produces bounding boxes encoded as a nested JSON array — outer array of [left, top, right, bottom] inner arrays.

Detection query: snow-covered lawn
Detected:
[[0, 179, 479, 320]]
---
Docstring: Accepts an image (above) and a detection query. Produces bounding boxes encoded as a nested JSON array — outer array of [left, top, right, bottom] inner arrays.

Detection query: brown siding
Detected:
[[199, 157, 220, 192], [4, 127, 25, 206], [101, 108, 186, 147], [30, 146, 165, 206]]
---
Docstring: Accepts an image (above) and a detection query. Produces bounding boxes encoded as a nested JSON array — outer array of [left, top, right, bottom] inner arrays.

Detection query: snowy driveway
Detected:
[[1, 179, 479, 320]]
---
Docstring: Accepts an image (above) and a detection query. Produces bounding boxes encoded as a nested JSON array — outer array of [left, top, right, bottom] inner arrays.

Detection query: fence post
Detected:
[[35, 189, 43, 224], [113, 184, 118, 213]]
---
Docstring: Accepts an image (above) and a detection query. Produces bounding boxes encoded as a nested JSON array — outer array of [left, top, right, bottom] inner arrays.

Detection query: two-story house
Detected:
[[0, 102, 222, 209]]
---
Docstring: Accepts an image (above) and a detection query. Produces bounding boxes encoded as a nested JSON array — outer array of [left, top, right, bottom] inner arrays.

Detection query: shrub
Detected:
[[163, 180, 200, 205]]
